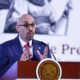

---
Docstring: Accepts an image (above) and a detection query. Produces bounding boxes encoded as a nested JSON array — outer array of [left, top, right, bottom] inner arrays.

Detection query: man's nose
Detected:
[[28, 26, 33, 31]]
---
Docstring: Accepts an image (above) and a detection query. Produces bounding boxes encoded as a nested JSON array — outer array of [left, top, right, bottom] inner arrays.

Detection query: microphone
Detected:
[[50, 47, 56, 60]]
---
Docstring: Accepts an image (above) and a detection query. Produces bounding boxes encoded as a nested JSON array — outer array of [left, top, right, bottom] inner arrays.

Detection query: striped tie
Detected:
[[24, 42, 32, 61]]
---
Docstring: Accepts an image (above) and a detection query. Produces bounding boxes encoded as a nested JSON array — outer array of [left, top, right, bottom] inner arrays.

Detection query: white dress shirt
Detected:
[[19, 36, 33, 57]]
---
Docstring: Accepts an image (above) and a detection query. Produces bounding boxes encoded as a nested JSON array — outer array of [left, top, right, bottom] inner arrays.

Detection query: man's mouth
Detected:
[[27, 31, 33, 36], [29, 32, 33, 34]]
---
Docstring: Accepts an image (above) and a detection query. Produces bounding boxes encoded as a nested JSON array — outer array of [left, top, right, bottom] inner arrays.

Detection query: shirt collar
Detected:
[[19, 36, 32, 48]]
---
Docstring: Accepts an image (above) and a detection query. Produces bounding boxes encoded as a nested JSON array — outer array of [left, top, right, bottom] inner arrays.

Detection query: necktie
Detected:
[[24, 42, 30, 49], [24, 42, 32, 61]]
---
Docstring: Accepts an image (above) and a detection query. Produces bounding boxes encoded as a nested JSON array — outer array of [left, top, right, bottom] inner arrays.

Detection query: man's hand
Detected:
[[37, 46, 48, 60], [20, 49, 32, 61]]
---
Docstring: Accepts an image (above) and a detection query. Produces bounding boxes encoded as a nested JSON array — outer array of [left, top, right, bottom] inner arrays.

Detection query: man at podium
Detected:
[[0, 14, 52, 78]]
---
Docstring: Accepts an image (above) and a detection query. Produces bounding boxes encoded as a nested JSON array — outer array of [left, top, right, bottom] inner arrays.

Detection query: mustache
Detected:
[[27, 30, 33, 34]]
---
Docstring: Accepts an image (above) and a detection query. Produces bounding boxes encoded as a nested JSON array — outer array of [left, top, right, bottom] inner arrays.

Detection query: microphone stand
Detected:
[[50, 48, 56, 60]]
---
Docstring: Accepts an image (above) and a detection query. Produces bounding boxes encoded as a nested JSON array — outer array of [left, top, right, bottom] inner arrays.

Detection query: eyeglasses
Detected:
[[18, 22, 36, 29]]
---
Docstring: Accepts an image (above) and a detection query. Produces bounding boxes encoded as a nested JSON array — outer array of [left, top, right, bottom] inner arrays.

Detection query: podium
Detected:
[[18, 61, 39, 78], [1, 61, 80, 80], [18, 61, 80, 79]]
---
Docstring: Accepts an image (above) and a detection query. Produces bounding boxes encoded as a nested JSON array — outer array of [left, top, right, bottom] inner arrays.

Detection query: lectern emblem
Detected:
[[36, 58, 62, 80]]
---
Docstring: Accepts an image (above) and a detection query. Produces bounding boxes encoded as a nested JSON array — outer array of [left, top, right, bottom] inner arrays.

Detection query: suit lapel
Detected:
[[32, 39, 41, 60], [13, 37, 23, 60]]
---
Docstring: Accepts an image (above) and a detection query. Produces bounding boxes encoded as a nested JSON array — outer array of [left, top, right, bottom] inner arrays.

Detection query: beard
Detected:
[[26, 32, 34, 41]]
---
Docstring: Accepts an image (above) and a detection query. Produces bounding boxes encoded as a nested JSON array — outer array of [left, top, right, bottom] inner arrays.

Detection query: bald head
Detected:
[[17, 14, 35, 26]]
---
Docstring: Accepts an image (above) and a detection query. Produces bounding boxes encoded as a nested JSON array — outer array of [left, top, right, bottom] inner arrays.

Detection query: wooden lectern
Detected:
[[18, 61, 39, 78], [18, 61, 80, 79], [1, 61, 80, 80]]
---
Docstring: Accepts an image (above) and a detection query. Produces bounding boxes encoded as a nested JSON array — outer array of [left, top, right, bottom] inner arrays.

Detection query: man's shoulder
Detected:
[[33, 39, 48, 47], [0, 37, 18, 47]]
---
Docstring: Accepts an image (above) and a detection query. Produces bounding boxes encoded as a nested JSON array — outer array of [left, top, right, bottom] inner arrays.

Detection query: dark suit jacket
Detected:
[[0, 36, 51, 77]]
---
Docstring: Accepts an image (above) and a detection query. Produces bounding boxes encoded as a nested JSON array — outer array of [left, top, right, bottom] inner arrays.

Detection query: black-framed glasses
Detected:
[[18, 22, 36, 29]]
